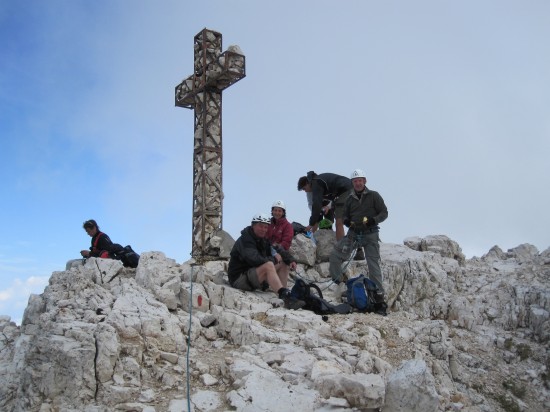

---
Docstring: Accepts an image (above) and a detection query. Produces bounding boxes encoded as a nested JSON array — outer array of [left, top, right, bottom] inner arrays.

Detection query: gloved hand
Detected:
[[351, 218, 365, 228], [343, 218, 351, 228], [365, 216, 376, 227]]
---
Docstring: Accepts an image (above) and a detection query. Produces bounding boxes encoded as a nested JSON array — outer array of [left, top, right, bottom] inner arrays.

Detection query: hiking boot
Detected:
[[373, 292, 388, 316], [354, 247, 365, 261], [374, 301, 388, 316], [373, 291, 386, 303], [279, 288, 306, 310]]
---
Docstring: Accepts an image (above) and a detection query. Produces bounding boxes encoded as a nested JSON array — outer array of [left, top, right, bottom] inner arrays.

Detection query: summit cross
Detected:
[[175, 28, 246, 260]]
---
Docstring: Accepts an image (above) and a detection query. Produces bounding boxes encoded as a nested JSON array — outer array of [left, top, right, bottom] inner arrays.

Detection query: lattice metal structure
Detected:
[[175, 28, 246, 259]]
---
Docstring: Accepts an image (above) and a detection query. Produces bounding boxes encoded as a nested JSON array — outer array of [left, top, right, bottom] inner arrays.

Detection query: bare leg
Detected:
[[255, 262, 284, 292], [255, 261, 304, 310], [275, 262, 289, 288]]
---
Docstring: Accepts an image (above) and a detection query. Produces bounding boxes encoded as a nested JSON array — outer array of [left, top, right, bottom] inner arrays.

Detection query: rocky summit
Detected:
[[0, 232, 549, 412]]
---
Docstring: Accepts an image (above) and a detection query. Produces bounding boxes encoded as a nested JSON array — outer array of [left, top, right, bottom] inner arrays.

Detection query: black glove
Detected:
[[365, 216, 376, 227], [351, 218, 365, 228], [343, 218, 351, 228]]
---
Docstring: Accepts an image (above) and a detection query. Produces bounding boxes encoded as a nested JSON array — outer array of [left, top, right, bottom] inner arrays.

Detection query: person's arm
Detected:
[[238, 236, 276, 267], [279, 248, 296, 267], [371, 192, 388, 225], [308, 183, 325, 226], [279, 221, 294, 250]]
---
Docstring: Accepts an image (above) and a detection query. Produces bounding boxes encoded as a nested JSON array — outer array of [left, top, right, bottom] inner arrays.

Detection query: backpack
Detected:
[[291, 221, 308, 236], [318, 217, 333, 230], [291, 278, 352, 315], [345, 274, 379, 312], [111, 244, 140, 268]]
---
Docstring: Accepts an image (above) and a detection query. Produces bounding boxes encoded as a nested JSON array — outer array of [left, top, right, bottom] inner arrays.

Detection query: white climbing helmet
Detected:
[[251, 213, 271, 224], [350, 169, 367, 179], [271, 200, 286, 210]]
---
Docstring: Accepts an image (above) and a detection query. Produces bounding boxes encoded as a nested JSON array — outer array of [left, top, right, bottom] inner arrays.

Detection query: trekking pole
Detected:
[[340, 235, 363, 275]]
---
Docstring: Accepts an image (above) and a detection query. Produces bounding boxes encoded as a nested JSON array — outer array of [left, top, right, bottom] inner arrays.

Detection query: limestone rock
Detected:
[[0, 235, 549, 412], [404, 234, 466, 264], [289, 233, 316, 266], [383, 359, 439, 412]]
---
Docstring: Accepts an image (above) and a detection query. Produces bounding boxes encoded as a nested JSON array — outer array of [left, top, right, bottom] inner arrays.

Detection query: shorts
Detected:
[[230, 267, 262, 291]]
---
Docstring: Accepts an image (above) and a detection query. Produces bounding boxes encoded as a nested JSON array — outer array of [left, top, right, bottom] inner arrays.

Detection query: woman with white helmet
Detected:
[[267, 200, 294, 251]]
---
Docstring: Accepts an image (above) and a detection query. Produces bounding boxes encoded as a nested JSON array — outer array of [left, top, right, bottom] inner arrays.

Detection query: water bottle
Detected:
[[306, 231, 317, 246]]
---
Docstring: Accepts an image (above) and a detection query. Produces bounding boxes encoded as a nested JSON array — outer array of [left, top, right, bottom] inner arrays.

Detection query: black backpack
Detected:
[[291, 221, 308, 236], [110, 244, 140, 268], [291, 278, 352, 315]]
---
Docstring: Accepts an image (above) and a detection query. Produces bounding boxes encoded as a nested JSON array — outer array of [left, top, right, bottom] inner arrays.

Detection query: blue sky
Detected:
[[1, 0, 549, 324]]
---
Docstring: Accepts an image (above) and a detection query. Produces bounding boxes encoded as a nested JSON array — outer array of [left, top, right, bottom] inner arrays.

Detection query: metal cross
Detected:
[[175, 28, 246, 260]]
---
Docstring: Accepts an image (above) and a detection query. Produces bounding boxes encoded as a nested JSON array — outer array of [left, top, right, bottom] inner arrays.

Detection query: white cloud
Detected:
[[0, 275, 49, 325]]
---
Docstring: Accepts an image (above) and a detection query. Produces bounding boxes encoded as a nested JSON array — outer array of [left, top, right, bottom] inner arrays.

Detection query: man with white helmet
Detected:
[[228, 213, 305, 310], [329, 168, 389, 315], [267, 200, 294, 251]]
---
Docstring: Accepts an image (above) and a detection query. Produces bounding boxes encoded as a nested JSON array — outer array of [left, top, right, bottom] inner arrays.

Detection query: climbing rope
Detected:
[[186, 264, 195, 412]]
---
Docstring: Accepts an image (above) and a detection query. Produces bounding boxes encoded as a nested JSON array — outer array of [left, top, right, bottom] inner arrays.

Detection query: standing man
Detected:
[[297, 171, 352, 241], [329, 169, 389, 315], [228, 213, 305, 310]]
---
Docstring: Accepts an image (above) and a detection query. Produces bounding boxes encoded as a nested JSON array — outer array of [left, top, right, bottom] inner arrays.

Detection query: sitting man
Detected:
[[228, 213, 305, 310]]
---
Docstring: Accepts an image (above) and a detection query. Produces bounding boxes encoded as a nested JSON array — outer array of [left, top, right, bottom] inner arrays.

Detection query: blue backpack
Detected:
[[346, 274, 379, 312]]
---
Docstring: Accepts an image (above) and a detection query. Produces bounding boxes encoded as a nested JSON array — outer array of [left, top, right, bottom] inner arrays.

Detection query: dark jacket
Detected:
[[266, 217, 294, 250], [90, 232, 114, 257], [344, 187, 388, 234], [307, 171, 352, 226], [228, 226, 295, 284]]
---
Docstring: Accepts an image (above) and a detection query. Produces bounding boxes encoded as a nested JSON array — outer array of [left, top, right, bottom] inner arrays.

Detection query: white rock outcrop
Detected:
[[0, 235, 548, 411]]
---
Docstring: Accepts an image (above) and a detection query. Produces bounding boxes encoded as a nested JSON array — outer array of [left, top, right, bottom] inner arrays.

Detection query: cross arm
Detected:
[[175, 50, 246, 108]]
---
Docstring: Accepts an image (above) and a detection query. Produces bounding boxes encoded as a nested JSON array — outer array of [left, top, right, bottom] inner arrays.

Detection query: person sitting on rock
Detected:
[[228, 213, 305, 310], [266, 200, 294, 251], [65, 219, 114, 270]]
